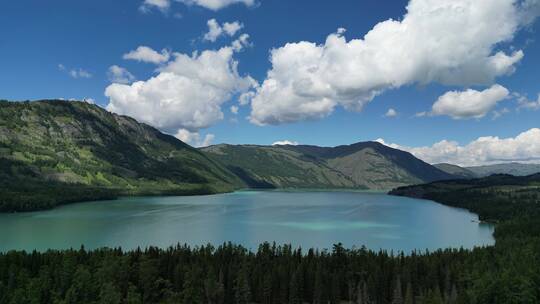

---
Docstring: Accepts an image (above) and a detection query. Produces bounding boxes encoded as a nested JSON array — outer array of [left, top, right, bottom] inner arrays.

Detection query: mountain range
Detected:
[[202, 142, 454, 190], [2, 99, 538, 211], [435, 162, 540, 178]]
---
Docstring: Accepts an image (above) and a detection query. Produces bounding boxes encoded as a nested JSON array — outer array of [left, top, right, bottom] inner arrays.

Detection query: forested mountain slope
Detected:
[[0, 100, 242, 211], [202, 142, 455, 190]]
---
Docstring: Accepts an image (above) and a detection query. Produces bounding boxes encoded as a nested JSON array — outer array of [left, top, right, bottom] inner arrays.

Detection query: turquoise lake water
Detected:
[[0, 190, 495, 252]]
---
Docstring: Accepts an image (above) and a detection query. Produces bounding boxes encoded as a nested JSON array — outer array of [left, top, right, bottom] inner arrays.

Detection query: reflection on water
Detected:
[[0, 190, 494, 252]]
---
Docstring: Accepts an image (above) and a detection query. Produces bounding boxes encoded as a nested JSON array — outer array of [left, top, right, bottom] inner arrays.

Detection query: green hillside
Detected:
[[201, 144, 357, 189], [202, 142, 455, 190], [0, 100, 242, 211]]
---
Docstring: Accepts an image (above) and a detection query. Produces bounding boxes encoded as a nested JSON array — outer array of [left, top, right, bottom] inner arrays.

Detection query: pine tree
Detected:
[[126, 284, 142, 304], [262, 273, 273, 304], [448, 284, 458, 304], [392, 276, 403, 304], [356, 281, 364, 304], [234, 265, 251, 304], [98, 282, 122, 304], [181, 266, 205, 304], [313, 264, 323, 304], [404, 282, 414, 304]]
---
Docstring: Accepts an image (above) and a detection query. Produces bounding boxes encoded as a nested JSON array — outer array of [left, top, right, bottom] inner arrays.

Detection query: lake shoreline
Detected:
[[0, 191, 494, 253]]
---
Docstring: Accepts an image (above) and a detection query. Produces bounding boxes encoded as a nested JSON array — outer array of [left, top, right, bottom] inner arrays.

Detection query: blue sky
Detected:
[[1, 0, 539, 165]]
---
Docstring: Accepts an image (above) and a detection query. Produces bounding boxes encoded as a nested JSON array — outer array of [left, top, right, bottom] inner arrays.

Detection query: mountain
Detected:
[[466, 162, 540, 177], [434, 163, 477, 178], [201, 144, 357, 189], [0, 100, 242, 211], [202, 142, 455, 190]]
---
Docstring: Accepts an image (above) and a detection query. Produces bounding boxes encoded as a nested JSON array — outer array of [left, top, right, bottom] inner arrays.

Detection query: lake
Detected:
[[0, 190, 494, 253]]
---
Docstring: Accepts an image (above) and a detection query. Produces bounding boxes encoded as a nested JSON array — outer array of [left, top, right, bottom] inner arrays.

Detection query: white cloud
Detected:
[[107, 65, 136, 84], [106, 42, 256, 135], [430, 84, 510, 119], [517, 93, 540, 110], [203, 19, 243, 42], [491, 107, 510, 120], [230, 105, 239, 114], [384, 108, 398, 117], [69, 69, 92, 79], [272, 140, 299, 146], [175, 129, 215, 147], [376, 128, 540, 166], [58, 64, 92, 79], [140, 0, 171, 13], [231, 34, 251, 52], [123, 46, 170, 64], [223, 21, 243, 36], [239, 91, 255, 106], [177, 0, 255, 10], [248, 0, 538, 125]]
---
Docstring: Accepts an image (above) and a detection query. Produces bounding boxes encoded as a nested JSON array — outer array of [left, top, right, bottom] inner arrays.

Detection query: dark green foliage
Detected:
[[1, 170, 540, 303], [1, 235, 538, 304], [390, 173, 540, 222], [0, 100, 243, 212]]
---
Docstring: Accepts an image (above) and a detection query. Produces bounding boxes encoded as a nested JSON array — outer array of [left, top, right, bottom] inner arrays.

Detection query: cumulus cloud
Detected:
[[178, 0, 255, 10], [376, 128, 540, 166], [107, 65, 136, 84], [230, 105, 239, 114], [175, 129, 215, 147], [140, 0, 171, 12], [384, 108, 398, 117], [203, 19, 243, 42], [58, 64, 92, 79], [248, 0, 539, 125], [123, 46, 170, 64], [272, 140, 299, 146], [106, 39, 256, 136], [429, 84, 510, 119]]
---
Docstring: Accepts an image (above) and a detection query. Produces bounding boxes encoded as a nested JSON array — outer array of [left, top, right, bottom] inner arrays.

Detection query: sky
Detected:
[[1, 0, 540, 166]]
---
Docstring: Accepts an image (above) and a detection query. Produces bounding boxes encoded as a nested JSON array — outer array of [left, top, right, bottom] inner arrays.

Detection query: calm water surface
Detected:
[[0, 191, 494, 252]]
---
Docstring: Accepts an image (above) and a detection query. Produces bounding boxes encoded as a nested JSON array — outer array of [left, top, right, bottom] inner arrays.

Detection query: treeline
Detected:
[[0, 158, 218, 213], [0, 180, 118, 212], [2, 240, 538, 304], [2, 174, 540, 303], [389, 174, 540, 222]]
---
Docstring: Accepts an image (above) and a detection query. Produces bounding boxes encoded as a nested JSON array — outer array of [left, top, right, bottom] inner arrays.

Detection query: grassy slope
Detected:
[[203, 142, 455, 190], [0, 100, 242, 211], [201, 144, 358, 189]]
